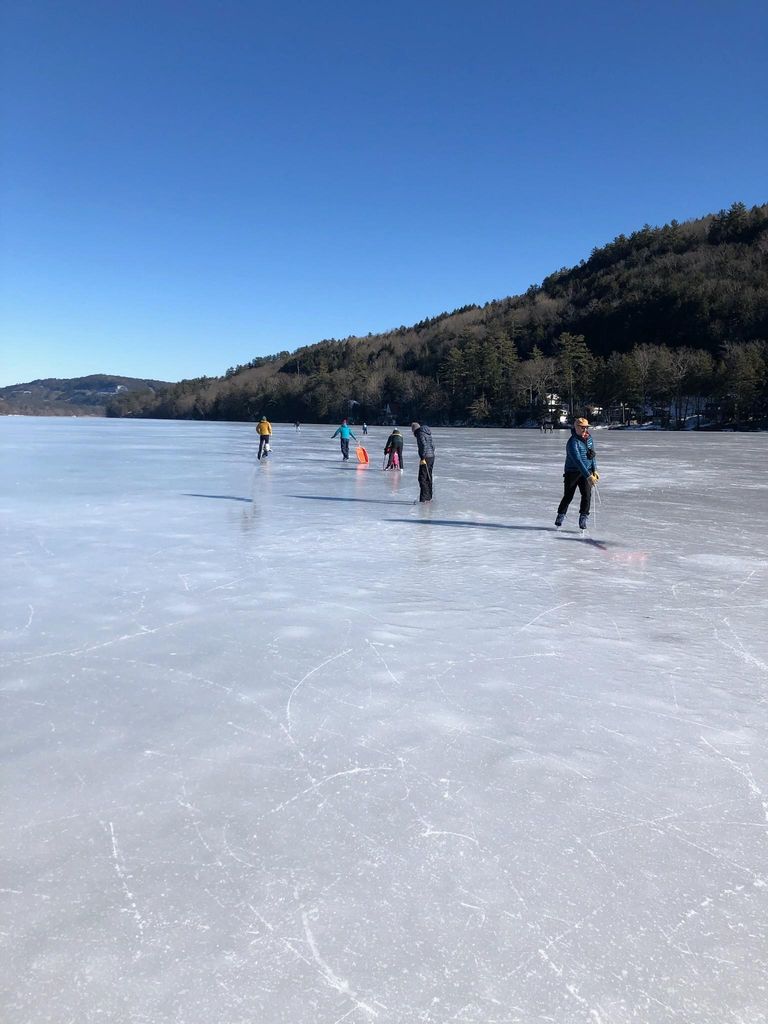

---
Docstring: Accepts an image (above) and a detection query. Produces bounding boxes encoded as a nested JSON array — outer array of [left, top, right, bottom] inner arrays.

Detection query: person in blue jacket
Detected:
[[331, 419, 357, 460], [555, 417, 599, 530]]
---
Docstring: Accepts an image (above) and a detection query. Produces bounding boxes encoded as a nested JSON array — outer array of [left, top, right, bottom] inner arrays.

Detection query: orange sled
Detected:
[[356, 445, 369, 465]]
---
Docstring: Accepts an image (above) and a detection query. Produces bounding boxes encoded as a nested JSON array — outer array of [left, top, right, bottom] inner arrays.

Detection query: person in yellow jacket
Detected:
[[256, 416, 272, 460]]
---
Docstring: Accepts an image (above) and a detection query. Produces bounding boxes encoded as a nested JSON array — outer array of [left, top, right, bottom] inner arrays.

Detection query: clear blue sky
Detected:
[[1, 0, 766, 387]]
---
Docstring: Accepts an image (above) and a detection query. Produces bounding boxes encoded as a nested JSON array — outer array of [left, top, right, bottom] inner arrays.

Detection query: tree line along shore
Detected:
[[5, 202, 766, 428]]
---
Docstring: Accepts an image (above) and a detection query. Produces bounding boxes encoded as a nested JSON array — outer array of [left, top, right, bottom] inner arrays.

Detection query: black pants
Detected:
[[558, 471, 591, 516], [418, 457, 434, 502], [341, 438, 350, 459], [258, 436, 269, 459]]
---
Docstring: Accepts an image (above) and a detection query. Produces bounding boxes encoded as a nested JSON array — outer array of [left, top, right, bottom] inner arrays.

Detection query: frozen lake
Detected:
[[2, 417, 768, 1024]]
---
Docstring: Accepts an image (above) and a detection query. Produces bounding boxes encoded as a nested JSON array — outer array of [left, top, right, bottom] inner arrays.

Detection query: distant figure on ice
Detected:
[[411, 422, 435, 502], [362, 423, 368, 435], [256, 416, 272, 460], [331, 419, 357, 460], [294, 421, 301, 431], [384, 427, 404, 470], [554, 417, 599, 530]]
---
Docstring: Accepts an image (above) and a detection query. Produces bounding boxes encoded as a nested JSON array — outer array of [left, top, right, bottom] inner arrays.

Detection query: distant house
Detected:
[[544, 393, 567, 425]]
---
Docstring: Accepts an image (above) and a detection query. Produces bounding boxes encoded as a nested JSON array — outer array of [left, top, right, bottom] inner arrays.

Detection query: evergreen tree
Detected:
[[468, 394, 491, 422], [555, 333, 594, 415]]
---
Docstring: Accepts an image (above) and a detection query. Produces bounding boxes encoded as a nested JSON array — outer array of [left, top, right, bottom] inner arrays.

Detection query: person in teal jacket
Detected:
[[331, 419, 357, 460], [555, 417, 599, 530]]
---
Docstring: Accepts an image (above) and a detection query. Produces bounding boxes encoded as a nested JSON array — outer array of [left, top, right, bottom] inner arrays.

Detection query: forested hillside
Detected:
[[1, 375, 170, 416], [105, 201, 768, 428]]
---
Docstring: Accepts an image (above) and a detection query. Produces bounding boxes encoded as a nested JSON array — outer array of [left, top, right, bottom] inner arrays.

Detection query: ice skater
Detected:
[[256, 416, 272, 459], [411, 422, 435, 502], [384, 427, 404, 470], [331, 419, 357, 460], [554, 417, 599, 530]]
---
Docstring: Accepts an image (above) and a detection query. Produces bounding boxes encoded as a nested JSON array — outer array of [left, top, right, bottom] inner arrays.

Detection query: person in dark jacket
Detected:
[[384, 428, 404, 470], [411, 422, 435, 502], [555, 417, 599, 530]]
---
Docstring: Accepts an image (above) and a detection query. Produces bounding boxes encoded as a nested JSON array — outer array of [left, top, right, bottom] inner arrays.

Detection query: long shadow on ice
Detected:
[[388, 518, 614, 549], [555, 534, 611, 550], [387, 517, 552, 531], [183, 493, 253, 502], [290, 494, 413, 505]]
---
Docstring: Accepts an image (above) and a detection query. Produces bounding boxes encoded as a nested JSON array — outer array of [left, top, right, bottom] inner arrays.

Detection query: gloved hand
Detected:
[[592, 471, 600, 481], [589, 473, 599, 486], [419, 459, 427, 465]]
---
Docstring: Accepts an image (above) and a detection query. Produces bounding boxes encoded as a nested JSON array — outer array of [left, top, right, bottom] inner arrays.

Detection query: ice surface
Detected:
[[2, 417, 768, 1023]]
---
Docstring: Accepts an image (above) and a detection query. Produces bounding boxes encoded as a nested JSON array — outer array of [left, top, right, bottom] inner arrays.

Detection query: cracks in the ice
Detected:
[[365, 638, 402, 687], [537, 946, 608, 1024], [175, 779, 227, 870], [218, 821, 261, 868], [285, 648, 353, 737], [517, 601, 574, 634], [458, 900, 486, 929], [104, 821, 147, 944], [587, 806, 684, 840], [259, 765, 396, 821], [508, 900, 611, 1021], [419, 822, 480, 847], [659, 878, 766, 974], [713, 617, 768, 676], [700, 736, 768, 826], [246, 900, 385, 1020], [558, 687, 712, 729], [12, 619, 191, 664], [300, 909, 382, 1017], [0, 887, 51, 900], [665, 823, 768, 888], [584, 793, 768, 887], [730, 568, 760, 595]]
